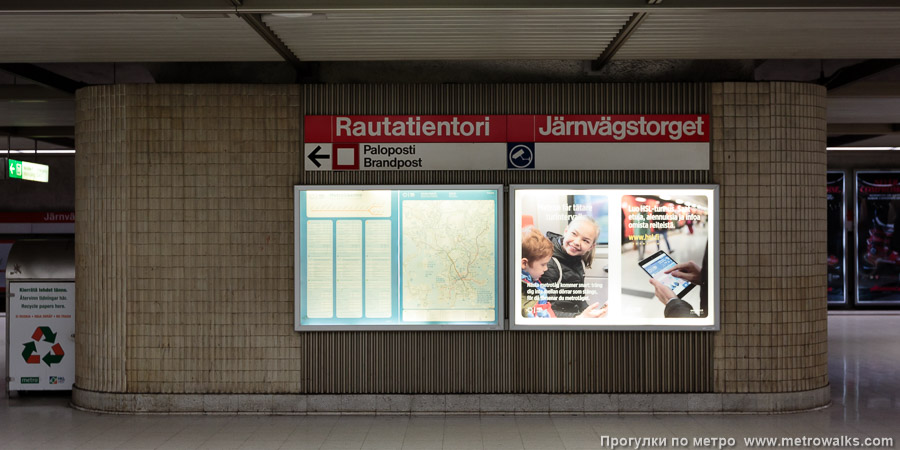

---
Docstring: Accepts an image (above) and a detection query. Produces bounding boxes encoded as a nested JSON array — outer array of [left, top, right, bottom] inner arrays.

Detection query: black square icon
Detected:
[[507, 143, 535, 169]]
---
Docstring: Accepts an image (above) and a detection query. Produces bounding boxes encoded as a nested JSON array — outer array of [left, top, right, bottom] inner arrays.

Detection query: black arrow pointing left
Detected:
[[308, 145, 329, 168]]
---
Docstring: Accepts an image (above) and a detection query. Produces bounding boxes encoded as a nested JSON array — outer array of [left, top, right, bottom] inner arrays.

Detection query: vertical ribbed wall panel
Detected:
[[75, 85, 130, 392], [297, 83, 712, 393], [299, 330, 712, 394]]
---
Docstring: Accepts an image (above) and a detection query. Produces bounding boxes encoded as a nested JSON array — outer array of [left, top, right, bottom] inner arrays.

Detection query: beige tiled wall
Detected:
[[710, 82, 828, 392], [77, 85, 301, 393], [75, 82, 826, 397]]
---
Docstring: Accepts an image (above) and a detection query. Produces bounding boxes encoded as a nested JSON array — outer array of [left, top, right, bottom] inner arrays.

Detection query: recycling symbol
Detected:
[[22, 326, 65, 366]]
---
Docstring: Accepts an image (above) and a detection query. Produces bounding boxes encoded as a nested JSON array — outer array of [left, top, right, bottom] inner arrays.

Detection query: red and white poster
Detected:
[[304, 115, 709, 171], [856, 171, 900, 305]]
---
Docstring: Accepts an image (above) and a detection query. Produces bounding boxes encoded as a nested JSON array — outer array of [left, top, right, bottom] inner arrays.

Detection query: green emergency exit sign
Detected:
[[7, 158, 49, 183]]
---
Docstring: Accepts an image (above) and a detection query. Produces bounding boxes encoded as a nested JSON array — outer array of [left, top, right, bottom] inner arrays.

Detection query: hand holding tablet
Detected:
[[639, 250, 696, 298]]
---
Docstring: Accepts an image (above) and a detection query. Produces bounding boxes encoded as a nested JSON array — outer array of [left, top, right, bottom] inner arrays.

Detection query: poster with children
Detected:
[[511, 186, 718, 330]]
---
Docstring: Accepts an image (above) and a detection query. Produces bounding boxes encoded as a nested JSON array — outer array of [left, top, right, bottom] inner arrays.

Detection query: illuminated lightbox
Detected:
[[855, 171, 900, 305], [294, 186, 502, 330], [511, 185, 719, 330], [827, 171, 847, 305]]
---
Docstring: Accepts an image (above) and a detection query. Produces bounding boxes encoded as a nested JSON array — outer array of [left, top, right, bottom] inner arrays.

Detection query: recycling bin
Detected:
[[5, 239, 74, 394]]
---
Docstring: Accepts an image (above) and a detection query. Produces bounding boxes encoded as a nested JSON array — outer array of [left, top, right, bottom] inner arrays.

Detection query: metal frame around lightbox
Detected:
[[827, 170, 849, 306], [508, 184, 720, 331], [853, 170, 900, 307], [293, 184, 505, 331]]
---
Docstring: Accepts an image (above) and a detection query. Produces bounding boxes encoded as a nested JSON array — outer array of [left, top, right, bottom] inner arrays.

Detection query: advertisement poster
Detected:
[[856, 171, 900, 304], [295, 186, 501, 329], [7, 282, 75, 390], [512, 186, 717, 330], [827, 172, 847, 304]]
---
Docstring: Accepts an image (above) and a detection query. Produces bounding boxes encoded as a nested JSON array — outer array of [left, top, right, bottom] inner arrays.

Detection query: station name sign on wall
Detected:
[[304, 115, 710, 171]]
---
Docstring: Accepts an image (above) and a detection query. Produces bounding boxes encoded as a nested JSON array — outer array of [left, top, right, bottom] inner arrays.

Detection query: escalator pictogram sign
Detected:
[[22, 326, 65, 366]]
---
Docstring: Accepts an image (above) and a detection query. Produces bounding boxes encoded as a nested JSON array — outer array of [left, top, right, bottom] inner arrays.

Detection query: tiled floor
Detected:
[[1, 315, 899, 449]]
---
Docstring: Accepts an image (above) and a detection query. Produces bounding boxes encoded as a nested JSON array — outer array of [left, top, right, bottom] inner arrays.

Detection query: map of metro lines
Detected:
[[401, 199, 496, 311]]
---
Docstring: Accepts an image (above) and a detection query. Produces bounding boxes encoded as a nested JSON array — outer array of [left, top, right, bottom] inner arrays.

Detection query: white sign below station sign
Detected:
[[304, 115, 709, 171]]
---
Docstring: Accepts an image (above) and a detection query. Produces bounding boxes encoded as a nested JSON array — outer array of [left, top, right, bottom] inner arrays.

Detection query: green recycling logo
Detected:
[[22, 326, 65, 367]]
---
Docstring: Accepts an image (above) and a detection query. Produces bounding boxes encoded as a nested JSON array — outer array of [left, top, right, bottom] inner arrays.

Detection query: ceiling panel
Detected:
[[0, 100, 74, 127], [828, 98, 900, 124], [266, 11, 631, 61], [0, 14, 282, 62], [616, 11, 900, 59], [829, 135, 900, 148], [0, 136, 71, 151]]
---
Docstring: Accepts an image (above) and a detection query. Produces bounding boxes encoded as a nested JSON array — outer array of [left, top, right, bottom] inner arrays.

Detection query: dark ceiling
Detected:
[[3, 1, 900, 151]]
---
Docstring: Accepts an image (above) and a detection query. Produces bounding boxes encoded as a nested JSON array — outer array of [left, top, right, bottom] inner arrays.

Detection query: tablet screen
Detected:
[[640, 251, 693, 298]]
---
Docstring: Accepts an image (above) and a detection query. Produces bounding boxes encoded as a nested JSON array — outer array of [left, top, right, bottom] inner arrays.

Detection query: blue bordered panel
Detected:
[[294, 185, 503, 330]]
